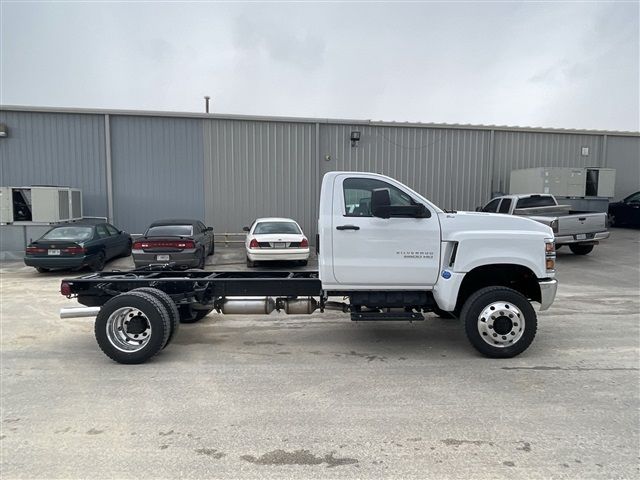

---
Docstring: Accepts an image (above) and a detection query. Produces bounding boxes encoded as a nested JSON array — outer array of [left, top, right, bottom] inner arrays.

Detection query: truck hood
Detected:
[[438, 211, 553, 241]]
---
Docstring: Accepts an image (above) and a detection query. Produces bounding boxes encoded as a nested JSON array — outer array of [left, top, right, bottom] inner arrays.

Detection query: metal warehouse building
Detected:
[[1, 105, 638, 252]]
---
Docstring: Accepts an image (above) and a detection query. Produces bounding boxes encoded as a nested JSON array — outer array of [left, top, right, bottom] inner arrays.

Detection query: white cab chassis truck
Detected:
[[60, 172, 558, 364]]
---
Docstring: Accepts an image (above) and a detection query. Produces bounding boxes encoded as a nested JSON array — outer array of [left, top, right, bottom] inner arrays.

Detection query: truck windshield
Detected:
[[254, 222, 301, 235], [147, 225, 193, 237], [516, 196, 556, 208]]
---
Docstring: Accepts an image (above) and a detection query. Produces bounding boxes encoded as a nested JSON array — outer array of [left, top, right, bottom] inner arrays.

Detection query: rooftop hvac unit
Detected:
[[0, 187, 33, 223], [509, 167, 616, 198], [31, 186, 84, 222]]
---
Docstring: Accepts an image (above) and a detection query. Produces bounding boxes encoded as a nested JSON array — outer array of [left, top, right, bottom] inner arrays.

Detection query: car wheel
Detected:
[[461, 286, 537, 358], [246, 256, 256, 268], [35, 267, 50, 273], [208, 239, 215, 256], [131, 287, 179, 349], [197, 250, 206, 269], [569, 244, 594, 255], [94, 291, 171, 364], [299, 260, 308, 266], [90, 252, 106, 272], [123, 240, 132, 257], [608, 213, 616, 227]]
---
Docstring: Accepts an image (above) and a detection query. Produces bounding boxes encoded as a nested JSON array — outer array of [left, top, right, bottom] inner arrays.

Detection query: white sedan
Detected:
[[244, 218, 310, 267]]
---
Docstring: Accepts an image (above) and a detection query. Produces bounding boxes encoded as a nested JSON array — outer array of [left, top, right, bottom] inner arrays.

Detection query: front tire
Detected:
[[94, 291, 171, 364], [569, 244, 594, 255], [460, 286, 537, 358]]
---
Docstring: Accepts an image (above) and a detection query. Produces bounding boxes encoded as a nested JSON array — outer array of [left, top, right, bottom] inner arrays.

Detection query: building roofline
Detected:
[[1, 104, 638, 137]]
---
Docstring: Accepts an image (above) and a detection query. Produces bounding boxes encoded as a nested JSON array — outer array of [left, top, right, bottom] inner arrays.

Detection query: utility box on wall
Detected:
[[509, 167, 616, 198]]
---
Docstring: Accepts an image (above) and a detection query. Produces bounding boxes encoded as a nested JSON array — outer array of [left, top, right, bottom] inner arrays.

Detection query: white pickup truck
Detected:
[[478, 193, 609, 255], [60, 171, 558, 364]]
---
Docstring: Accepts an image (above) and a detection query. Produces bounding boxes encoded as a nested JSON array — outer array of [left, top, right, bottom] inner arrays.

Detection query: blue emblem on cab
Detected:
[[441, 270, 452, 279]]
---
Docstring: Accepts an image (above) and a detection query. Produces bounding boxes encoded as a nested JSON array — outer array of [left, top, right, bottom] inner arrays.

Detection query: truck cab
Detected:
[[319, 171, 557, 322]]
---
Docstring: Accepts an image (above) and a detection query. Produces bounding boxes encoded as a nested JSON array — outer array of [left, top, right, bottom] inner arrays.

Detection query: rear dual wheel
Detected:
[[95, 290, 175, 364]]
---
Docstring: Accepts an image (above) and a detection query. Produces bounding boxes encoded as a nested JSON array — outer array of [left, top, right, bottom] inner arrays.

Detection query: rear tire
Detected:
[[131, 287, 179, 348], [246, 257, 256, 268], [90, 252, 106, 272], [460, 286, 537, 358], [197, 250, 206, 269], [569, 244, 594, 255], [94, 291, 171, 364]]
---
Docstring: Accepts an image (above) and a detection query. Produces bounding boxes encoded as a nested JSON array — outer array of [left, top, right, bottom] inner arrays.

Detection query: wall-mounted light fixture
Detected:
[[0, 123, 8, 138], [350, 130, 361, 147]]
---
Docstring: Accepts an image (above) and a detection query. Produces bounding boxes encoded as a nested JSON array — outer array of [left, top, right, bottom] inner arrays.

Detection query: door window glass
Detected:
[[96, 225, 110, 238], [105, 224, 119, 235], [483, 199, 500, 212], [343, 178, 413, 217], [498, 198, 512, 213]]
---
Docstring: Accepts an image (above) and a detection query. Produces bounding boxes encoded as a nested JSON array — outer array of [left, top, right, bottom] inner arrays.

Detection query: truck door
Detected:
[[331, 174, 440, 287]]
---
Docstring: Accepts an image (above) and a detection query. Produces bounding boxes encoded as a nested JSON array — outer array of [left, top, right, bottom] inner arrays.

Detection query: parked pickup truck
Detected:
[[60, 172, 558, 364], [478, 193, 609, 255]]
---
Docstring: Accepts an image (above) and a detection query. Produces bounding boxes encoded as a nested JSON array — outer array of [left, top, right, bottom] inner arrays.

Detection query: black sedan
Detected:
[[132, 219, 214, 269], [24, 222, 132, 273], [609, 191, 640, 228]]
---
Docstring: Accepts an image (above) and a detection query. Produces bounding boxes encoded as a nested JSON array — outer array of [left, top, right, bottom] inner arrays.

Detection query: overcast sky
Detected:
[[1, 1, 638, 131]]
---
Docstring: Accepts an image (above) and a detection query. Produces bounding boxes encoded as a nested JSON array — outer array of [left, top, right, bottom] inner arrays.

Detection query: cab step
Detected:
[[350, 312, 425, 321]]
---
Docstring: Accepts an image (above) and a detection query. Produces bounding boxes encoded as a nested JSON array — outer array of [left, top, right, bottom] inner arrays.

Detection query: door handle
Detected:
[[336, 225, 360, 231]]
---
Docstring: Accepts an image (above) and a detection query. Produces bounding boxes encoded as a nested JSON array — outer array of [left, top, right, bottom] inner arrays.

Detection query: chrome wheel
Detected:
[[105, 307, 152, 352], [477, 301, 524, 348]]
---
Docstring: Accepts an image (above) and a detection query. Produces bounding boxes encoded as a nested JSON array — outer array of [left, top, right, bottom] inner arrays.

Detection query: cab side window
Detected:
[[343, 178, 413, 217], [483, 199, 500, 213], [498, 198, 512, 214]]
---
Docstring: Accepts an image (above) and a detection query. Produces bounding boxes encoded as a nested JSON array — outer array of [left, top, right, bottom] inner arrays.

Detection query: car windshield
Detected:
[[516, 196, 556, 208], [254, 222, 301, 235], [42, 226, 93, 241], [147, 225, 193, 237]]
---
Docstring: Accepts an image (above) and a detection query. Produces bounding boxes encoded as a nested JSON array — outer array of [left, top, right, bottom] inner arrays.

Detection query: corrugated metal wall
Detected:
[[110, 116, 204, 233], [1, 108, 638, 246], [0, 111, 108, 216], [493, 131, 604, 195], [203, 119, 318, 236], [320, 125, 491, 211], [606, 136, 640, 200]]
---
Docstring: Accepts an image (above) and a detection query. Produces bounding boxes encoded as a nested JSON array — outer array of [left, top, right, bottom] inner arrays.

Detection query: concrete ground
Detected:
[[1, 229, 638, 479]]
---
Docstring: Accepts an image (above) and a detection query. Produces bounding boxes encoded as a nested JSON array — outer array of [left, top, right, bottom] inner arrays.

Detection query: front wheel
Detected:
[[569, 244, 594, 255], [460, 286, 537, 358]]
